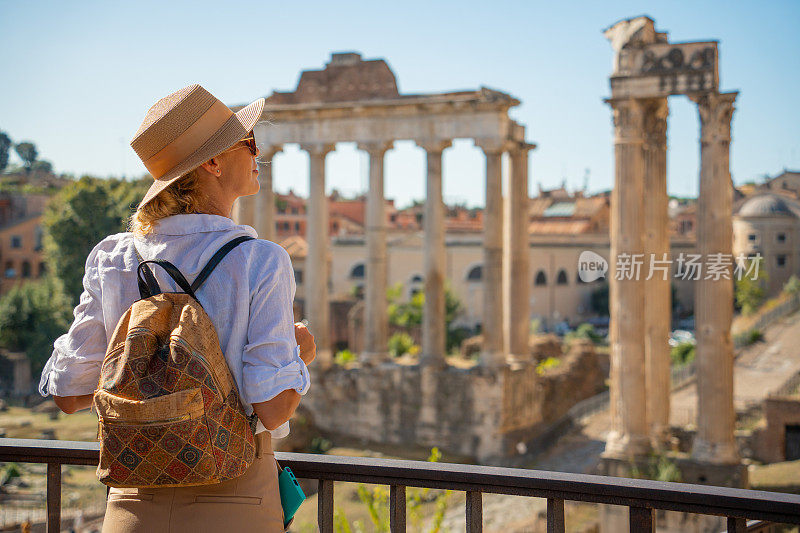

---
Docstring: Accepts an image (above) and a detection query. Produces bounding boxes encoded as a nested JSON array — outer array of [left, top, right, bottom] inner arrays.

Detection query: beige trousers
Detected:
[[102, 432, 285, 533]]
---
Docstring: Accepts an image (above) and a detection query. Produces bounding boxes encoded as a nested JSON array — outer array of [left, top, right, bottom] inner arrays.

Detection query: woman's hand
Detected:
[[295, 322, 316, 366]]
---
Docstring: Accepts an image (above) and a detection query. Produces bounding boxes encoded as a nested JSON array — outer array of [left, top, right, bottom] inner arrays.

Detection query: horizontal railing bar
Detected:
[[3, 438, 800, 526]]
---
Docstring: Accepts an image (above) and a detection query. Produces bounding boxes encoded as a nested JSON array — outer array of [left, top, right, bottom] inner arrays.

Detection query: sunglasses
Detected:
[[225, 133, 258, 157]]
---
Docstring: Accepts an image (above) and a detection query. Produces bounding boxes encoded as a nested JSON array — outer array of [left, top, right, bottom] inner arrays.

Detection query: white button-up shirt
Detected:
[[39, 213, 310, 438]]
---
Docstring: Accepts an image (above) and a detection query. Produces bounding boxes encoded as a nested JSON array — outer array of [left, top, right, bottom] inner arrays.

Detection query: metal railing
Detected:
[[2, 438, 800, 533]]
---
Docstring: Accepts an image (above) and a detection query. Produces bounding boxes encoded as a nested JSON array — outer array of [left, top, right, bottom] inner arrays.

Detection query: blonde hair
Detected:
[[130, 169, 208, 236]]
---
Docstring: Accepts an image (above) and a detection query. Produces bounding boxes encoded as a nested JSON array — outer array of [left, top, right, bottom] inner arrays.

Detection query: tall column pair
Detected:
[[605, 93, 738, 463]]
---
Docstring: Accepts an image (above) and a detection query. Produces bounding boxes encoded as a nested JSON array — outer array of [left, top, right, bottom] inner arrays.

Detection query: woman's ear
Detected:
[[199, 157, 222, 176]]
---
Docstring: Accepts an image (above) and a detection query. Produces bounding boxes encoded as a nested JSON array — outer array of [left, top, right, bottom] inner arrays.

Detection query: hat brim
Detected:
[[138, 97, 266, 209]]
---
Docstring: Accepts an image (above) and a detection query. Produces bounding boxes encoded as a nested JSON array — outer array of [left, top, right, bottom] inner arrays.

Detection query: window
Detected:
[[467, 265, 482, 282], [748, 234, 757, 242], [350, 263, 365, 279], [534, 270, 547, 286], [4, 261, 15, 278], [294, 222, 300, 231], [35, 227, 43, 251], [410, 274, 423, 283], [38, 262, 46, 277], [294, 269, 303, 284], [557, 269, 569, 285], [777, 233, 787, 243], [777, 254, 787, 267], [21, 261, 31, 278], [10, 235, 21, 248]]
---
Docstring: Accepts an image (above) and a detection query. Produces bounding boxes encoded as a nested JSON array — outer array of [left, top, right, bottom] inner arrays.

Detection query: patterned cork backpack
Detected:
[[93, 236, 257, 488]]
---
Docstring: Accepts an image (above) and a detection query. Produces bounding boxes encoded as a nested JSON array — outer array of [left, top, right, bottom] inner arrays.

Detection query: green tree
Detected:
[[0, 131, 11, 174], [0, 277, 73, 374], [590, 281, 609, 315], [735, 256, 768, 315], [387, 282, 464, 353], [42, 176, 144, 303], [30, 160, 53, 174], [14, 142, 38, 174]]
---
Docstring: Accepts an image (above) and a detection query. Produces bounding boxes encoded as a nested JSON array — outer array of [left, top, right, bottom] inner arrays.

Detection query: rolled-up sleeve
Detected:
[[38, 248, 107, 397], [241, 245, 310, 404]]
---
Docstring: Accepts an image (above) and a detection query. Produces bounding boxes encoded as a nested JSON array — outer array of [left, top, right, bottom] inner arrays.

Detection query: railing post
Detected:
[[46, 462, 61, 533], [318, 479, 334, 533], [629, 507, 653, 532], [466, 491, 482, 533], [390, 485, 406, 532], [727, 517, 747, 532], [547, 498, 565, 533]]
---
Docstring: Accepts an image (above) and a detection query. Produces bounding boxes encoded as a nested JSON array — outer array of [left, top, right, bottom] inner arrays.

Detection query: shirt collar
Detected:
[[148, 214, 255, 236]]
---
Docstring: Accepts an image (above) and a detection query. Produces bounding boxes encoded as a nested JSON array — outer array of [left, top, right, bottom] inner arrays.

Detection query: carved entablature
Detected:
[[609, 41, 719, 98]]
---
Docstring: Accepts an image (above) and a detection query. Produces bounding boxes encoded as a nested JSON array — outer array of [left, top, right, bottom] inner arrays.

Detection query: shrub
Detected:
[[784, 275, 800, 295], [734, 328, 764, 346], [388, 332, 417, 358], [334, 349, 357, 366], [536, 356, 561, 375], [670, 341, 695, 367]]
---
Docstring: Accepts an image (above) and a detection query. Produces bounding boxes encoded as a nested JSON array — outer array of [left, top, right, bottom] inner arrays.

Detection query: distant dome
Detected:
[[738, 195, 796, 218]]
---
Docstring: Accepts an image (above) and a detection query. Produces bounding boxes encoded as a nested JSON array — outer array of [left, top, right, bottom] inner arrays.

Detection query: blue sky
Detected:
[[1, 0, 798, 208]]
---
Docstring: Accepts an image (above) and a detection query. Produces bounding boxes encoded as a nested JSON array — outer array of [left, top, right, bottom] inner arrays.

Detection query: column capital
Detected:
[[299, 142, 335, 156], [690, 91, 738, 144], [357, 141, 394, 156], [473, 138, 514, 155], [641, 98, 669, 146], [605, 97, 646, 144], [415, 139, 452, 154]]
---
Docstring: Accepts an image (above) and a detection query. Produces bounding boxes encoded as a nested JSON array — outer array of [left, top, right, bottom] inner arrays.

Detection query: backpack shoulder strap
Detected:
[[133, 243, 161, 298], [191, 236, 255, 292]]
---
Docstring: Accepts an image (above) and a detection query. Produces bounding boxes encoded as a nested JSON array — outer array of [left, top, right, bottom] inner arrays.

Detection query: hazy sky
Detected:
[[1, 0, 798, 208]]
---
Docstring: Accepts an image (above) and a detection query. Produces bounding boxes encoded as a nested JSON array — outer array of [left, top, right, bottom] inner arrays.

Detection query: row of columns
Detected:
[[605, 91, 738, 464], [244, 138, 534, 371]]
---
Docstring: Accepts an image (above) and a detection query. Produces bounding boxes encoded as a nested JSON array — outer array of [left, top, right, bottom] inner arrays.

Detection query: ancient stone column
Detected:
[[300, 143, 335, 370], [255, 146, 281, 241], [604, 98, 651, 458], [508, 143, 534, 364], [691, 91, 739, 464], [416, 139, 451, 368], [358, 141, 393, 365], [642, 98, 671, 448], [474, 140, 506, 367]]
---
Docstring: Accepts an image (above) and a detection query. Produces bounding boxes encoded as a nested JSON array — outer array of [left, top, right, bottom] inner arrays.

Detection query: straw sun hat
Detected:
[[130, 84, 265, 208]]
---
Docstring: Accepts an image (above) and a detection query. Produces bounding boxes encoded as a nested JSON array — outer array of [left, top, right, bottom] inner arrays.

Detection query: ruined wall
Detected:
[[303, 339, 604, 462]]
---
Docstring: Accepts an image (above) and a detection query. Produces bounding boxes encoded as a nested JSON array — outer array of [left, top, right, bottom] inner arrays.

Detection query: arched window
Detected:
[[557, 269, 568, 285], [21, 261, 31, 278], [467, 265, 482, 282], [39, 262, 47, 277], [534, 270, 547, 286], [350, 263, 365, 279], [410, 274, 423, 283]]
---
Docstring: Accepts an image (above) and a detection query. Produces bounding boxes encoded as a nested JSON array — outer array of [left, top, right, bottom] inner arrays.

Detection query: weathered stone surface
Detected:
[[304, 341, 604, 462]]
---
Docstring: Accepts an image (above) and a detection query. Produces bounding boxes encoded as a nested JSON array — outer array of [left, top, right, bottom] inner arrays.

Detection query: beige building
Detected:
[[283, 187, 697, 335], [733, 193, 800, 296]]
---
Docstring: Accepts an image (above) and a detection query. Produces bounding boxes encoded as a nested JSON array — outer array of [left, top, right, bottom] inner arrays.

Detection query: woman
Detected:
[[38, 84, 314, 532]]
